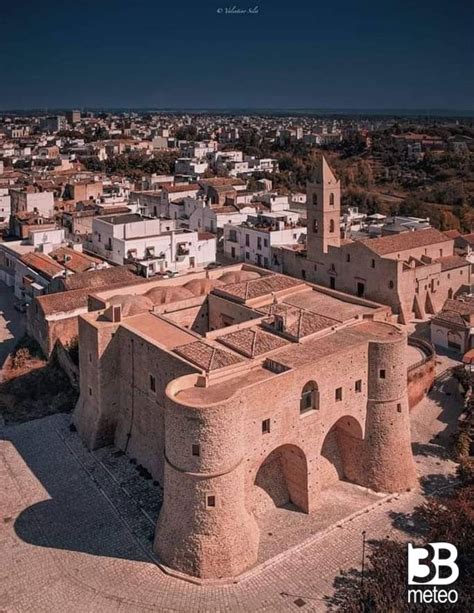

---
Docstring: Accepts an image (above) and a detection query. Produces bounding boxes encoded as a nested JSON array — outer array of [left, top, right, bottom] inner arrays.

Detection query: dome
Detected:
[[108, 294, 153, 317], [218, 270, 261, 284], [161, 286, 194, 304], [145, 287, 168, 304], [145, 285, 194, 305], [184, 278, 224, 296]]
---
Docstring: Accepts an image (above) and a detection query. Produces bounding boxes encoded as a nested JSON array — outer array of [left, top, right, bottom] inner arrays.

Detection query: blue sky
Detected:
[[1, 0, 472, 110]]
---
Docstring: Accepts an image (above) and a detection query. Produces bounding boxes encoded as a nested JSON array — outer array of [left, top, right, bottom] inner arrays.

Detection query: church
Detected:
[[276, 156, 470, 323]]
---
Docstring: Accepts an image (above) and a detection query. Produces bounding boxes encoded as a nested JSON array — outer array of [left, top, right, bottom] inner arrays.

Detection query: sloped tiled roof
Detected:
[[437, 255, 468, 272], [259, 303, 336, 338], [20, 252, 65, 279], [218, 327, 288, 358], [61, 265, 141, 290], [218, 274, 302, 301], [360, 228, 450, 256], [174, 341, 243, 371]]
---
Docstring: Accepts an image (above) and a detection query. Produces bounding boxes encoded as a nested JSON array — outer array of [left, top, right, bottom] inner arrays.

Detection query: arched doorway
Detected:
[[319, 416, 364, 490], [252, 445, 308, 517]]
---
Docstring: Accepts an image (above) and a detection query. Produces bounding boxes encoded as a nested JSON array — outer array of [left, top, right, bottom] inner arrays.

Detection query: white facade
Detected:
[[10, 189, 55, 217], [175, 158, 209, 177], [90, 213, 216, 275], [28, 227, 66, 250], [180, 141, 219, 159], [224, 213, 307, 269], [0, 187, 11, 223]]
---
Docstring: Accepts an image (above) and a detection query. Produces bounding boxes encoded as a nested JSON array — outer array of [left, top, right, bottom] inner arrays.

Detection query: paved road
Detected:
[[0, 373, 462, 612], [0, 281, 24, 373]]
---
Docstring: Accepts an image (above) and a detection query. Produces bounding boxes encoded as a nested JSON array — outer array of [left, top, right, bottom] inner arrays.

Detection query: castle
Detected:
[[276, 156, 470, 323], [73, 264, 417, 579]]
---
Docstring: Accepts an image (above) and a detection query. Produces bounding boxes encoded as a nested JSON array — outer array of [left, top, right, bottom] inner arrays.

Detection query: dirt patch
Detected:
[[0, 337, 79, 424]]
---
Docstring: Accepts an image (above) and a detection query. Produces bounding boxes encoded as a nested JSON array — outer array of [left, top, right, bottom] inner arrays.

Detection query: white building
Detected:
[[10, 188, 55, 217], [131, 184, 200, 218], [0, 227, 65, 290], [0, 187, 11, 224], [175, 158, 209, 178], [90, 213, 216, 276], [223, 212, 306, 269], [180, 140, 218, 160]]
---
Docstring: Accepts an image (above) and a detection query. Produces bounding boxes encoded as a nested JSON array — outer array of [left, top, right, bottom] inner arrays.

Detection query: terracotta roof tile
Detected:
[[218, 327, 288, 357], [360, 228, 451, 256], [259, 303, 336, 338], [61, 265, 141, 290], [49, 247, 102, 273], [174, 341, 243, 371], [20, 252, 65, 279], [437, 255, 468, 272], [218, 274, 302, 301]]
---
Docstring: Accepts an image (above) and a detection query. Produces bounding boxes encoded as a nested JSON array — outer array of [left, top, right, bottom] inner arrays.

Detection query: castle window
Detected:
[[192, 444, 200, 456], [313, 219, 318, 233], [355, 379, 362, 393], [335, 387, 342, 401], [149, 374, 156, 392], [206, 495, 216, 508], [439, 249, 443, 257], [329, 219, 335, 233], [389, 280, 394, 289], [88, 386, 92, 397], [88, 352, 92, 363], [329, 193, 335, 206], [371, 259, 375, 268], [245, 234, 250, 247], [397, 404, 402, 413], [312, 193, 318, 206], [379, 369, 386, 379], [346, 254, 350, 263], [300, 381, 319, 413], [262, 419, 271, 434]]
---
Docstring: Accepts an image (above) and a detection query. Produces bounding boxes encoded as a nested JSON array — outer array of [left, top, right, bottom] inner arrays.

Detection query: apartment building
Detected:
[[90, 213, 216, 276], [224, 211, 306, 269]]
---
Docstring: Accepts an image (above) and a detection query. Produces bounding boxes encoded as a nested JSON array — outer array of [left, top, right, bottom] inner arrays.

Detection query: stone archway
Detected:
[[252, 444, 308, 517], [319, 416, 364, 490]]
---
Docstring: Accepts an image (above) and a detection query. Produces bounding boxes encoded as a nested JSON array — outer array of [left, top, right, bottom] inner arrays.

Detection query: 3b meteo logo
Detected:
[[407, 542, 459, 604]]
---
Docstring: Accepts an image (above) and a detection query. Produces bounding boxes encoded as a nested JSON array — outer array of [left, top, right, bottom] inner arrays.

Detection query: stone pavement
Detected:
[[0, 372, 463, 612]]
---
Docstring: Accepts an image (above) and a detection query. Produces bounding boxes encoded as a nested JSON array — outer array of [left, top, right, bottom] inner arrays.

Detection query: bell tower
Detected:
[[306, 155, 341, 259]]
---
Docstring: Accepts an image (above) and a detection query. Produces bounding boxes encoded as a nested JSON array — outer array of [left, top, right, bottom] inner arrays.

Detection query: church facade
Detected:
[[277, 156, 470, 323]]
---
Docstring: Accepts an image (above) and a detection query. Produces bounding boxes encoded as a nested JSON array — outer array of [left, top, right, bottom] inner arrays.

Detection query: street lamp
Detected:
[[361, 530, 367, 606]]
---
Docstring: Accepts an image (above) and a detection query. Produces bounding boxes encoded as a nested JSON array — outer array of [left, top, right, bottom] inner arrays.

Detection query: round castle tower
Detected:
[[154, 375, 259, 579], [363, 331, 417, 492]]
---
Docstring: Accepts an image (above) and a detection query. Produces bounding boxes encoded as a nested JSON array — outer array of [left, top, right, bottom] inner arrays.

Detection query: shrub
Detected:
[[11, 347, 31, 370]]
